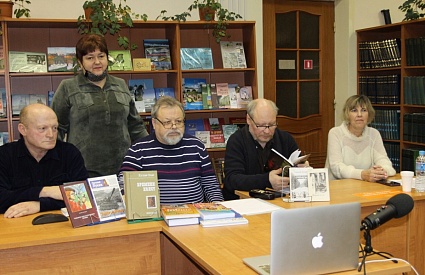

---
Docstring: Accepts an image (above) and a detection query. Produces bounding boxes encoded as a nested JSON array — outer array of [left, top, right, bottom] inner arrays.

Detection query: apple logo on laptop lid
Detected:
[[312, 232, 323, 249]]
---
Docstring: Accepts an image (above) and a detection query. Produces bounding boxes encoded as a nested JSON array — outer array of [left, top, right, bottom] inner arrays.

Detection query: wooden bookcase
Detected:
[[356, 19, 425, 172], [0, 19, 257, 157]]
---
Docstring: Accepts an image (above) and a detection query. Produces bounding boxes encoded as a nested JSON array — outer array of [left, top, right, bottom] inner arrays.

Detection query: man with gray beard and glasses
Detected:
[[118, 96, 223, 204]]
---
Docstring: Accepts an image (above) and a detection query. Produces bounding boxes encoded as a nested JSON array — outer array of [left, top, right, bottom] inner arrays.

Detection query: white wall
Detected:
[[15, 0, 407, 126]]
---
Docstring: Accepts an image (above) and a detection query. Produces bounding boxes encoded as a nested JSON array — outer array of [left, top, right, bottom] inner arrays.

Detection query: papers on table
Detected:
[[219, 198, 282, 216]]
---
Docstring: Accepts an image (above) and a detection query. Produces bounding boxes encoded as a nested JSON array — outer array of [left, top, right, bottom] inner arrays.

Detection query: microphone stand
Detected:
[[358, 227, 398, 273]]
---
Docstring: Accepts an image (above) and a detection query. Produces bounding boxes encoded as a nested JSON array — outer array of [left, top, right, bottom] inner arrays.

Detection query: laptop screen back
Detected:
[[270, 202, 361, 275]]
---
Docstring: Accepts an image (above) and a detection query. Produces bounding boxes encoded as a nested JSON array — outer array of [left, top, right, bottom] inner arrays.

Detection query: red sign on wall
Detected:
[[304, 60, 313, 70]]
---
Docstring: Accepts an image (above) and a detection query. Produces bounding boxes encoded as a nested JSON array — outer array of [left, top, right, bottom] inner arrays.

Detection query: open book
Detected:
[[265, 149, 310, 177]]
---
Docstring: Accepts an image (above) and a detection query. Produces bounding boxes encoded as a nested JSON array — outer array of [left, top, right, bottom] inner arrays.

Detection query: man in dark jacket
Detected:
[[223, 98, 299, 200], [0, 103, 88, 218]]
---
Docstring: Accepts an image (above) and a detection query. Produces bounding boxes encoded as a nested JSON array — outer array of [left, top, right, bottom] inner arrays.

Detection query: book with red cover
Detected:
[[60, 180, 100, 228]]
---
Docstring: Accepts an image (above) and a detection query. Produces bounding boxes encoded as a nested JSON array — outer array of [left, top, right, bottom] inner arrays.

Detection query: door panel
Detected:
[[263, 0, 335, 168]]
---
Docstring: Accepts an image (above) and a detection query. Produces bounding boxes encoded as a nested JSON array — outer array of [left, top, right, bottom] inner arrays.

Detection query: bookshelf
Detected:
[[0, 19, 256, 156], [356, 19, 425, 172]]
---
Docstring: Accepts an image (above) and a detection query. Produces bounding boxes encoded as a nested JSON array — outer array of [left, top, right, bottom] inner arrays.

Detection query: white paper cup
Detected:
[[401, 171, 414, 192]]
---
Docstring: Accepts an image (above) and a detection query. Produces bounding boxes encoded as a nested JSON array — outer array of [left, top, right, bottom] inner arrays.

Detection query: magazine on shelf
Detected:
[[9, 51, 47, 73], [143, 39, 172, 70], [47, 47, 77, 72], [180, 48, 213, 70], [220, 41, 247, 68], [108, 50, 133, 71]]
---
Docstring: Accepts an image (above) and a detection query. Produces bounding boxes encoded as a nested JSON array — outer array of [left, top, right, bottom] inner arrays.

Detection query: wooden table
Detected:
[[0, 178, 420, 274]]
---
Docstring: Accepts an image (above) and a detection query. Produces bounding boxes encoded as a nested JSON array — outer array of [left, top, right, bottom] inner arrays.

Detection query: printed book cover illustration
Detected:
[[161, 204, 200, 220], [11, 94, 29, 116], [143, 39, 172, 70], [192, 202, 235, 220], [47, 47, 77, 72], [128, 79, 154, 113], [195, 130, 211, 148], [180, 48, 214, 70], [220, 41, 247, 68], [132, 58, 151, 71], [108, 50, 133, 71], [29, 94, 47, 105], [222, 124, 239, 144], [307, 168, 330, 202], [216, 83, 230, 108], [228, 84, 239, 108], [87, 175, 126, 222], [289, 167, 312, 202], [237, 86, 253, 108], [9, 51, 47, 73], [154, 87, 175, 99], [60, 180, 100, 228], [185, 118, 205, 136], [0, 88, 6, 118], [182, 78, 206, 110], [123, 171, 160, 221]]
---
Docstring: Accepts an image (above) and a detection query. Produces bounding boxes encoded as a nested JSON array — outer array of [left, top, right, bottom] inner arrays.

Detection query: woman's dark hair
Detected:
[[76, 34, 109, 62]]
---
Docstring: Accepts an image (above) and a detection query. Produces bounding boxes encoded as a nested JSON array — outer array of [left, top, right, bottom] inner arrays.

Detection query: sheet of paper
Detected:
[[219, 198, 282, 215]]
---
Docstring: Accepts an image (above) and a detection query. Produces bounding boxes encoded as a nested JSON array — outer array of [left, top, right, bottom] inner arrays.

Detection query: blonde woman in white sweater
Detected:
[[325, 95, 396, 181]]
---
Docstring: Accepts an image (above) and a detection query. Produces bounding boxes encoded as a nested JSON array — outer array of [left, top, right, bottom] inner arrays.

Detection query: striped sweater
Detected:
[[119, 133, 224, 204]]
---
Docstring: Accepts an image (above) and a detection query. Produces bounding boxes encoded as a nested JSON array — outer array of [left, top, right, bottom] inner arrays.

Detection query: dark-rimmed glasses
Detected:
[[154, 118, 185, 129], [248, 114, 278, 130]]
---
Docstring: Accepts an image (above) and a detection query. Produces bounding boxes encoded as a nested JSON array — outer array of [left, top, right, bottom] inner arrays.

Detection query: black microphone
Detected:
[[360, 193, 414, 231]]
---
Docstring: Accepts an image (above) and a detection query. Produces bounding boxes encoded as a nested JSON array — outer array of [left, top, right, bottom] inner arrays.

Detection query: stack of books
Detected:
[[192, 202, 248, 228], [161, 204, 200, 227]]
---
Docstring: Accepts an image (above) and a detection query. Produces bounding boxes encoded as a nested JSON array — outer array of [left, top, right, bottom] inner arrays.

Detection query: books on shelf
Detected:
[[128, 79, 154, 113], [132, 58, 151, 71], [205, 117, 225, 148], [359, 75, 400, 105], [60, 180, 101, 228], [289, 167, 330, 202], [0, 88, 6, 118], [154, 87, 175, 99], [358, 38, 401, 69], [47, 90, 55, 107], [264, 148, 310, 177], [11, 94, 29, 116], [9, 51, 47, 73], [185, 118, 205, 136], [86, 174, 126, 223], [47, 47, 77, 72], [122, 171, 160, 221], [220, 41, 247, 68], [195, 130, 211, 148], [182, 78, 206, 110], [216, 82, 230, 109], [143, 39, 172, 70], [192, 202, 235, 220], [237, 86, 253, 108], [108, 50, 133, 71], [228, 84, 239, 108], [222, 124, 239, 144], [29, 94, 47, 105], [161, 204, 200, 227], [180, 48, 213, 70]]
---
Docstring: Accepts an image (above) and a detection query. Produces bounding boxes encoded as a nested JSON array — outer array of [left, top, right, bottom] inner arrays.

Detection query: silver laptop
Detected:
[[243, 202, 361, 275]]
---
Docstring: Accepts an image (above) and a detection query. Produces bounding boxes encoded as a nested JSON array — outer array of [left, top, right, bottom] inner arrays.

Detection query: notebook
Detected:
[[243, 202, 361, 275]]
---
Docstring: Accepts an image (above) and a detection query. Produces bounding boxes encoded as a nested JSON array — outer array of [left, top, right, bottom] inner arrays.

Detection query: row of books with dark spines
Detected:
[[403, 113, 425, 143], [185, 117, 242, 149], [359, 74, 400, 104], [401, 148, 423, 173], [358, 38, 401, 69], [405, 37, 425, 66], [403, 76, 425, 105], [383, 142, 400, 173], [370, 109, 400, 141], [182, 78, 253, 111]]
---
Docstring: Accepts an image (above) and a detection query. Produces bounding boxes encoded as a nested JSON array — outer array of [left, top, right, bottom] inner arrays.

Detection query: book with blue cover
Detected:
[[193, 202, 236, 220], [185, 119, 205, 136], [154, 87, 175, 99], [143, 39, 172, 70], [182, 78, 206, 110]]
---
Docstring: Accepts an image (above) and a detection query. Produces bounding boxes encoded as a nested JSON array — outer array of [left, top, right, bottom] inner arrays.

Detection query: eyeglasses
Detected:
[[155, 118, 185, 129], [248, 114, 278, 130]]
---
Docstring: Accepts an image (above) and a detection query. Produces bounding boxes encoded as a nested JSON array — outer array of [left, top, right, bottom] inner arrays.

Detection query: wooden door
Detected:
[[263, 0, 335, 168]]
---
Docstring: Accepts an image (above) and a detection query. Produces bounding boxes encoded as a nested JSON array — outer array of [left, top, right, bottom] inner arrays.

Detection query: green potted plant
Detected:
[[0, 0, 30, 18], [77, 0, 148, 50], [157, 0, 242, 43], [399, 0, 425, 20]]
